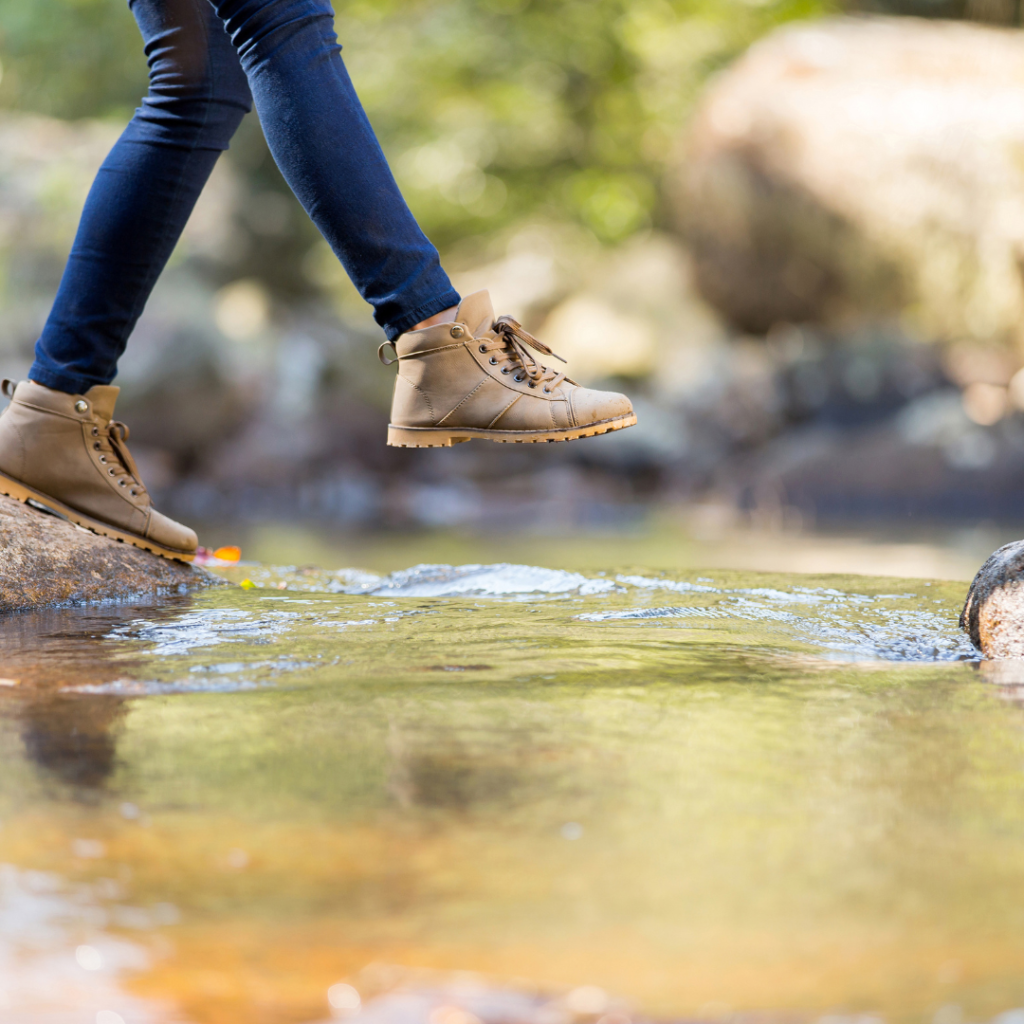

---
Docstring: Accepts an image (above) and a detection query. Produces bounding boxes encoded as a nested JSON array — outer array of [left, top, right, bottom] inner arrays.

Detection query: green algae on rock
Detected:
[[0, 493, 219, 613]]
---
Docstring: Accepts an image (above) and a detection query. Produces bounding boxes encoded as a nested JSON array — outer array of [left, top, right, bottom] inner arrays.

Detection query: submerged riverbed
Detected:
[[1, 556, 1023, 1024]]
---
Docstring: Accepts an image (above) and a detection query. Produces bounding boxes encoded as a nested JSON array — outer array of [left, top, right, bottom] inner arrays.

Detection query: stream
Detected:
[[2, 557, 1023, 1024]]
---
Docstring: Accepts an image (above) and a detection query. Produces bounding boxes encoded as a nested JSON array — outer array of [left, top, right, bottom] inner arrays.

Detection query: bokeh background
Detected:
[[4, 0, 1024, 566]]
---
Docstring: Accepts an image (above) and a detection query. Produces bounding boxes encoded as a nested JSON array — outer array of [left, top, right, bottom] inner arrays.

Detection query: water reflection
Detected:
[[0, 601, 197, 795], [386, 715, 530, 811], [20, 694, 127, 791], [1, 562, 1022, 1023], [0, 598, 201, 690]]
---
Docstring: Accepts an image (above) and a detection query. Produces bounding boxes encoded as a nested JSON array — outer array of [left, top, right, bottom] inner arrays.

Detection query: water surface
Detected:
[[2, 559, 1022, 1024]]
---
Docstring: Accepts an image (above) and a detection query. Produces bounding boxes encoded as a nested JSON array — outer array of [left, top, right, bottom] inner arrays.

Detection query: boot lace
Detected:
[[477, 315, 568, 392], [90, 420, 147, 499]]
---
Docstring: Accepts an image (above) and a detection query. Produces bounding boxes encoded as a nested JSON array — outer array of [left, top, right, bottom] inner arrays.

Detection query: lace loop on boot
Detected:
[[94, 419, 146, 498], [483, 316, 568, 391]]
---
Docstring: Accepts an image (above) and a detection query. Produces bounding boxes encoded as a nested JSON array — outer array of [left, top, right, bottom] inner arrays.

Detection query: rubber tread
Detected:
[[386, 412, 637, 448], [0, 471, 195, 563]]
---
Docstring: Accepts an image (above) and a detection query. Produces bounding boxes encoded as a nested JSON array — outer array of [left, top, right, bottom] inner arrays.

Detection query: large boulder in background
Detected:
[[672, 16, 1024, 343]]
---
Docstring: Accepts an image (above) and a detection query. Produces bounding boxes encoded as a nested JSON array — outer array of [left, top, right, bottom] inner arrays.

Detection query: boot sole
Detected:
[[387, 412, 638, 448], [0, 471, 195, 563]]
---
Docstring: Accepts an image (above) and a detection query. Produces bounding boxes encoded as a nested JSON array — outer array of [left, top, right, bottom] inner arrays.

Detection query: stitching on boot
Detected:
[[399, 375, 435, 418], [400, 343, 466, 359], [488, 395, 521, 428], [437, 378, 489, 425], [10, 423, 25, 479], [11, 399, 82, 423], [566, 391, 578, 428]]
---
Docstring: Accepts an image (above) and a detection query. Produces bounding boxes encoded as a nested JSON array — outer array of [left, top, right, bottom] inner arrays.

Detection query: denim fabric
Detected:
[[31, 0, 460, 394]]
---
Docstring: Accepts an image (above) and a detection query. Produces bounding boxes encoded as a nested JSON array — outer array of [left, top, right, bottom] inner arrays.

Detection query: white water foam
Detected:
[[93, 567, 973, 680], [339, 563, 617, 598], [105, 608, 300, 655], [66, 677, 264, 696], [579, 574, 976, 663]]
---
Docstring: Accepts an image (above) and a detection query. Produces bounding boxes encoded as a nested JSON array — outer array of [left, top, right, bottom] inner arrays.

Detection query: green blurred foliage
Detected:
[[0, 0, 831, 254], [0, 0, 147, 121], [334, 0, 833, 247]]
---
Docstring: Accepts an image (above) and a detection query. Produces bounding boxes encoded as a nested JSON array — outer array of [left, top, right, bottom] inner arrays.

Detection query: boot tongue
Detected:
[[455, 291, 496, 338], [84, 385, 120, 425]]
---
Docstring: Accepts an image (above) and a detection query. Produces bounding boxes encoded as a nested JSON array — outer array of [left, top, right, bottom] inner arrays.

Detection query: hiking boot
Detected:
[[0, 379, 197, 562], [382, 290, 636, 447]]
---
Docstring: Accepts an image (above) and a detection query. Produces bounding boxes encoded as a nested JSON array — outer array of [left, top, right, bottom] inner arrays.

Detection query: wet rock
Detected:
[[0, 494, 219, 614], [672, 16, 1024, 343], [960, 540, 1024, 657]]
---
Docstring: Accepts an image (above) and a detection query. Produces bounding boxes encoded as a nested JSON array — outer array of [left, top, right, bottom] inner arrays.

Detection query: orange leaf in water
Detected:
[[213, 545, 241, 562]]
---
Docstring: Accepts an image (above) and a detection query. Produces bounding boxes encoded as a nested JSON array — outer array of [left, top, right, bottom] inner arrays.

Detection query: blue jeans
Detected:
[[30, 0, 461, 395]]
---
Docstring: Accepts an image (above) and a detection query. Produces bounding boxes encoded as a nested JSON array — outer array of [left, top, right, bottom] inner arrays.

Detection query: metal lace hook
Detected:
[[378, 341, 399, 366], [1, 379, 16, 400]]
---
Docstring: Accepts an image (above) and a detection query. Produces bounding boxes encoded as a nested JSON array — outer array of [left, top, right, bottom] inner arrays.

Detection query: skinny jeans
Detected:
[[30, 0, 460, 394]]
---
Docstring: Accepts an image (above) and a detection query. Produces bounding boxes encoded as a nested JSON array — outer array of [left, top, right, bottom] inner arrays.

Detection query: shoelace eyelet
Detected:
[[118, 480, 126, 487], [130, 490, 137, 497], [478, 344, 487, 353], [91, 427, 98, 436], [501, 366, 511, 375], [99, 456, 106, 463], [514, 374, 525, 382], [93, 442, 100, 450], [528, 382, 537, 389], [544, 387, 551, 393], [108, 467, 116, 476], [489, 356, 498, 365]]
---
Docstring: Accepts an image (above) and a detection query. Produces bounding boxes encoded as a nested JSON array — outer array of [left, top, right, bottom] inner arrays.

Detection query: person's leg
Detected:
[[30, 0, 252, 394], [1, 0, 252, 560], [211, 0, 460, 340]]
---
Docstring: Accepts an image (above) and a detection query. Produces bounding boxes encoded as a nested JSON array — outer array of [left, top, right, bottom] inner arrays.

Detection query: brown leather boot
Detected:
[[382, 291, 636, 447], [0, 380, 197, 562]]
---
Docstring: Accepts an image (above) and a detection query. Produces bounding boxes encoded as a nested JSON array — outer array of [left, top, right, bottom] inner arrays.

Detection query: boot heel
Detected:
[[387, 425, 472, 448]]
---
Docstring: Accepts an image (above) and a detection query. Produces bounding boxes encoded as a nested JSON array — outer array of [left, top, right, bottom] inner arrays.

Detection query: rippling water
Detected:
[[2, 557, 1023, 1024]]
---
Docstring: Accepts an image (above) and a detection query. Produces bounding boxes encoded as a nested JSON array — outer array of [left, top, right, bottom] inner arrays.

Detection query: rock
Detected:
[[672, 16, 1024, 344], [960, 540, 1024, 657], [0, 495, 220, 614]]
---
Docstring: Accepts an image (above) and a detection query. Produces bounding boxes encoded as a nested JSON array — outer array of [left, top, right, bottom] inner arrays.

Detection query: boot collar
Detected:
[[396, 290, 497, 357], [8, 380, 120, 422], [83, 385, 119, 424], [453, 290, 495, 337]]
